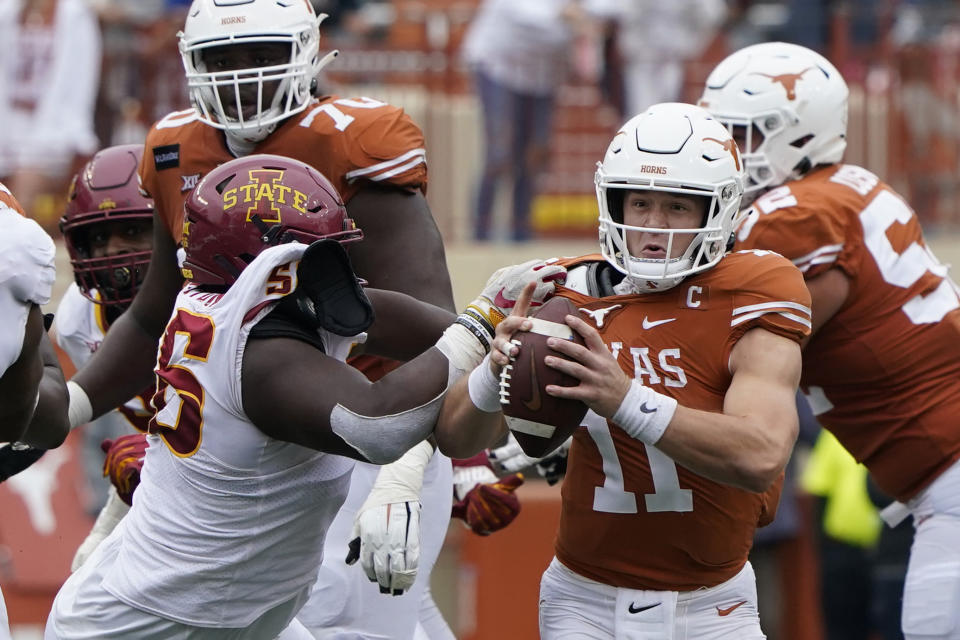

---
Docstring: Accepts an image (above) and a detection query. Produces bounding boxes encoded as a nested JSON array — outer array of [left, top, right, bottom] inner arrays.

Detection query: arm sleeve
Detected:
[[728, 253, 812, 347], [736, 190, 856, 280], [346, 108, 428, 193]]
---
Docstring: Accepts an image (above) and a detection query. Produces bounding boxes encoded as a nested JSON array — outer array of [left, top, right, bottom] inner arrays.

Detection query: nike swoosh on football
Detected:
[[522, 345, 542, 411], [628, 602, 661, 614], [716, 601, 747, 616], [642, 317, 676, 330]]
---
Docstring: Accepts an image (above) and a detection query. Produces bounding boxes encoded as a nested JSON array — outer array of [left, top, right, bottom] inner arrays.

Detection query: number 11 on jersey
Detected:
[[585, 412, 693, 514]]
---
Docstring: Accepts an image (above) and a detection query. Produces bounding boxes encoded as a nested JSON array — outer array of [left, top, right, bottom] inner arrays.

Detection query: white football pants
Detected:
[[539, 557, 766, 639], [903, 458, 960, 639]]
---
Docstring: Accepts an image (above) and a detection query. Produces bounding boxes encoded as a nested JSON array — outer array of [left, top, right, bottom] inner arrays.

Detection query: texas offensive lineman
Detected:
[[0, 184, 69, 639], [701, 42, 960, 638], [437, 104, 812, 638], [61, 1, 511, 637]]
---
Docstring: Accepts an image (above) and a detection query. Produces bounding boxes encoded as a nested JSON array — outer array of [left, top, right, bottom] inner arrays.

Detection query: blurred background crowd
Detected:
[[5, 0, 960, 241], [2, 1, 959, 639]]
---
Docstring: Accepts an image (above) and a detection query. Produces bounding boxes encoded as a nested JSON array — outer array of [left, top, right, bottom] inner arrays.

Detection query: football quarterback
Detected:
[[437, 103, 811, 638]]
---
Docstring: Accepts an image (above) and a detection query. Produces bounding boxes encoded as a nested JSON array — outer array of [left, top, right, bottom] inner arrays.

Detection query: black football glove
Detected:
[[0, 443, 46, 482]]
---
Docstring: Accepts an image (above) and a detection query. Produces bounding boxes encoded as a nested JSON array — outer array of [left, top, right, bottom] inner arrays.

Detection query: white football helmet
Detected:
[[596, 103, 746, 293], [698, 42, 849, 202], [179, 0, 338, 143]]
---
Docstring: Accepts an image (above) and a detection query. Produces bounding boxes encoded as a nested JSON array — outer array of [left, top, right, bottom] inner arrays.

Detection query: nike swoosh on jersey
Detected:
[[628, 602, 661, 614], [642, 317, 676, 329], [716, 601, 747, 616]]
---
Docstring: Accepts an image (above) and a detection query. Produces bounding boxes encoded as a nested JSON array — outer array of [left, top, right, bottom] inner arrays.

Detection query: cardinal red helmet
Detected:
[[59, 144, 153, 311], [181, 154, 362, 286]]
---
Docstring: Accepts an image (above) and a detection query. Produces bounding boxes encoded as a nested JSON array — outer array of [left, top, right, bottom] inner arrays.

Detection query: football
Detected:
[[500, 296, 589, 457]]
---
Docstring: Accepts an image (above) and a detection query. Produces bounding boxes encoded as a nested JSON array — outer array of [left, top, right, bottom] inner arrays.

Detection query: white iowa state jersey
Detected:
[[0, 201, 55, 376], [54, 283, 153, 433], [101, 243, 356, 628]]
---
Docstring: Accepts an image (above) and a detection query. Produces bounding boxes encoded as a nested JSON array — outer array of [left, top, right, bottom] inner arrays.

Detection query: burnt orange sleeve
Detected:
[[736, 182, 857, 280], [345, 106, 428, 193], [729, 251, 812, 348], [140, 126, 176, 240]]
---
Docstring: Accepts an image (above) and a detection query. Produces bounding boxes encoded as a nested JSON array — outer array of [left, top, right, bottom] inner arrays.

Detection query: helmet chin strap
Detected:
[[224, 128, 268, 157], [617, 254, 692, 294]]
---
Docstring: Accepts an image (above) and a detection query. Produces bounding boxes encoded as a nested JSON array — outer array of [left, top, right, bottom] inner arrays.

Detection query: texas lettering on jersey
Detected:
[[140, 96, 427, 242], [736, 164, 960, 500], [551, 252, 810, 592]]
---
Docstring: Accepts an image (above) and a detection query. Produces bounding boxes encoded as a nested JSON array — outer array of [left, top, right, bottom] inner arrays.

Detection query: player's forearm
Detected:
[[71, 311, 160, 419], [0, 309, 45, 442], [654, 405, 797, 493], [435, 366, 506, 459], [363, 289, 456, 360], [0, 363, 42, 443], [19, 337, 69, 448]]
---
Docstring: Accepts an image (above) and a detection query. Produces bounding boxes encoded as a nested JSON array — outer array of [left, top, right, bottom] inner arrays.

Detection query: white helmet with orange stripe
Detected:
[[179, 0, 339, 144], [595, 103, 746, 293], [698, 42, 849, 203]]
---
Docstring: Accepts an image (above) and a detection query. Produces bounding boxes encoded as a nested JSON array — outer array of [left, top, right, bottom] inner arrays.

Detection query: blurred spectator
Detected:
[[87, 0, 164, 148], [0, 0, 101, 225], [802, 428, 883, 640], [461, 0, 591, 242], [890, 2, 960, 227], [610, 1, 727, 118]]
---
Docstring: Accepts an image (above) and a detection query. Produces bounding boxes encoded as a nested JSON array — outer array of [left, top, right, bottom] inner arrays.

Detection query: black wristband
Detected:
[[454, 314, 492, 351], [461, 307, 496, 337]]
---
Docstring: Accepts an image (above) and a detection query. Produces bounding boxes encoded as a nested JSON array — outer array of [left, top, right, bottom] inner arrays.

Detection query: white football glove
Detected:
[[345, 440, 433, 595], [488, 433, 572, 485], [487, 432, 542, 475], [464, 259, 567, 331], [71, 486, 129, 571]]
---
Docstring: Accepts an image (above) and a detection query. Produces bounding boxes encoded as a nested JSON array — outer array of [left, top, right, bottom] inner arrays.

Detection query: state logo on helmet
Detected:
[[179, 0, 339, 143], [59, 144, 153, 312], [595, 103, 746, 292], [181, 154, 362, 286], [698, 41, 849, 202]]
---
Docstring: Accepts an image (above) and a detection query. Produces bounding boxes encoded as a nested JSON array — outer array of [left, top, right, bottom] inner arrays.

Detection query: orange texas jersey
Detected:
[[735, 164, 960, 501], [139, 95, 427, 242], [552, 251, 810, 592], [0, 182, 26, 214]]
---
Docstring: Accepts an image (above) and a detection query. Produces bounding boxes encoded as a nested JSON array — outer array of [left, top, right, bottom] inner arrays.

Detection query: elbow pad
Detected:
[[330, 391, 444, 464]]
